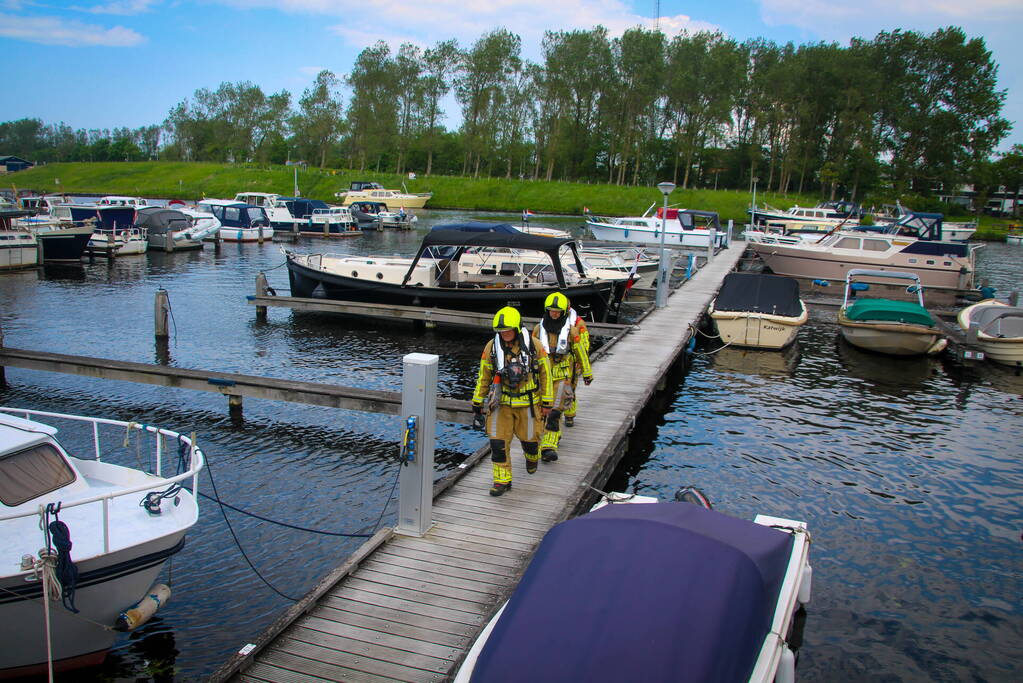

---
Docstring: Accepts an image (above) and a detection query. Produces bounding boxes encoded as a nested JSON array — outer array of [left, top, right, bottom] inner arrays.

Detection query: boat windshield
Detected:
[[0, 443, 76, 506]]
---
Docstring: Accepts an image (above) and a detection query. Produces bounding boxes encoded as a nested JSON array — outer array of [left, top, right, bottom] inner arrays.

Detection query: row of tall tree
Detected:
[[2, 24, 1015, 202]]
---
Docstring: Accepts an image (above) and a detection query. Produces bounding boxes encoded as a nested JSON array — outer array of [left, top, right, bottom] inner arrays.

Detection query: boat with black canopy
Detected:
[[285, 222, 625, 321], [708, 272, 807, 349]]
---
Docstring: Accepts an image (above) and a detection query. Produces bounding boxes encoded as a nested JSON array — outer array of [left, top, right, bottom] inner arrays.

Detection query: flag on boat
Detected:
[[522, 209, 535, 222], [623, 252, 642, 298]]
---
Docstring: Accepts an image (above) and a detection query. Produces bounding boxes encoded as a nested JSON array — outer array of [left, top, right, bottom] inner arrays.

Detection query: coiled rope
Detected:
[[44, 503, 79, 613]]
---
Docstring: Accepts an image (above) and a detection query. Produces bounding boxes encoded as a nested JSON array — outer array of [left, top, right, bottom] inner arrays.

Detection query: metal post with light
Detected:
[[655, 181, 676, 308], [750, 176, 759, 228]]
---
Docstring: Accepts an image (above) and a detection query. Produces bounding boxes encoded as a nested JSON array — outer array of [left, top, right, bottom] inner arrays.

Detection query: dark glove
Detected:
[[471, 404, 485, 431], [583, 376, 593, 386]]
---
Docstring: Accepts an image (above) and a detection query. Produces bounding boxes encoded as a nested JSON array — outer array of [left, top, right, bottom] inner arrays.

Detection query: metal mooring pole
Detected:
[[395, 353, 438, 537], [154, 288, 170, 339]]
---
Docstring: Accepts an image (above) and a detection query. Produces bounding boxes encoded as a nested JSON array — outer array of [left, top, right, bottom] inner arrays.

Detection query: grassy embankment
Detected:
[[9, 161, 1015, 239]]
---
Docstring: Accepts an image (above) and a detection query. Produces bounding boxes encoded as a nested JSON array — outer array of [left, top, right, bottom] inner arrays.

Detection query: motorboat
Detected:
[[0, 209, 39, 270], [349, 200, 387, 229], [196, 199, 274, 242], [69, 204, 148, 256], [15, 219, 93, 262], [0, 407, 203, 678], [334, 181, 432, 209], [136, 206, 218, 252], [708, 272, 808, 349], [837, 269, 946, 356], [378, 207, 417, 230], [286, 223, 626, 321], [453, 490, 812, 683], [232, 192, 303, 231], [1004, 232, 1022, 246], [957, 300, 1023, 367], [96, 196, 149, 209], [748, 212, 977, 292], [586, 206, 727, 248], [577, 246, 659, 287], [301, 206, 362, 238], [868, 202, 975, 241], [749, 202, 860, 231]]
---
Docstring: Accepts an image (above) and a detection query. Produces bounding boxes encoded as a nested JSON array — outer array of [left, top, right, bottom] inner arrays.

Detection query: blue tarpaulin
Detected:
[[470, 502, 794, 683]]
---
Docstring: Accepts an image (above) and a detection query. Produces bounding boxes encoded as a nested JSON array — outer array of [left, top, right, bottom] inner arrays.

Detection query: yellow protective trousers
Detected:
[[540, 378, 574, 451], [486, 402, 541, 484]]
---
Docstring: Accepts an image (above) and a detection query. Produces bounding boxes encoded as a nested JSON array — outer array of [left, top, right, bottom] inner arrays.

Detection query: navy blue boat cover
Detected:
[[714, 272, 803, 317], [470, 502, 794, 683]]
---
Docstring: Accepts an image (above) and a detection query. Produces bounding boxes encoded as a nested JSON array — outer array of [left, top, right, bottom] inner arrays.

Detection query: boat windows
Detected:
[[835, 237, 861, 249], [0, 443, 76, 507], [862, 239, 890, 252]]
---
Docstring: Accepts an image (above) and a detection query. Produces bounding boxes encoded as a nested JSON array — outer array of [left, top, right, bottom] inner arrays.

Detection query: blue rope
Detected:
[[45, 504, 80, 613]]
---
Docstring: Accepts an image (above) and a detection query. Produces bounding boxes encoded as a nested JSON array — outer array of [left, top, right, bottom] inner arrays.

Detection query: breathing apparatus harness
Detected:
[[538, 308, 578, 363], [489, 330, 539, 408]]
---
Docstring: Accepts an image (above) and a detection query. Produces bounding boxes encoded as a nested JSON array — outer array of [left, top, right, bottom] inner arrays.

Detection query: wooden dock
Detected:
[[212, 244, 747, 683]]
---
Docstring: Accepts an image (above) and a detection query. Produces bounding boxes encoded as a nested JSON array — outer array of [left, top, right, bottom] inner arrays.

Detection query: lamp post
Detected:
[[655, 181, 675, 308], [751, 176, 759, 228]]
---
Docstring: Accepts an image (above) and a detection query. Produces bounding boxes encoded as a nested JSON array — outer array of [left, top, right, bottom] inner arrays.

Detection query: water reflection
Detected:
[[709, 341, 801, 377]]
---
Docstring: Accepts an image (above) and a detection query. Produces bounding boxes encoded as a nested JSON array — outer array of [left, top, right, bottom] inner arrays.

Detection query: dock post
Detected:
[[255, 273, 268, 322], [395, 353, 438, 537], [727, 219, 733, 247], [707, 227, 716, 262], [1010, 291, 1020, 307], [228, 395, 243, 419], [107, 231, 116, 261], [213, 234, 221, 253], [154, 288, 170, 339]]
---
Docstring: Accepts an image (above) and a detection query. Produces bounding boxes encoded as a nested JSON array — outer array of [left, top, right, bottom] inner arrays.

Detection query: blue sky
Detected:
[[1, 0, 1020, 150]]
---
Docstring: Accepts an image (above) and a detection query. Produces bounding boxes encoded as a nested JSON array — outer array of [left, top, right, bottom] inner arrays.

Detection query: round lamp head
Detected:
[[657, 181, 676, 196]]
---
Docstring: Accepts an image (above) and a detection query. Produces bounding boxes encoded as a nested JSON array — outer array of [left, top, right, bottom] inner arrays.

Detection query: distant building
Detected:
[[0, 156, 34, 174], [936, 183, 1022, 215]]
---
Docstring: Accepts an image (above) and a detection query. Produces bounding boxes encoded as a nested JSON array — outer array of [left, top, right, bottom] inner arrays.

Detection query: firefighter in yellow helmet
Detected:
[[471, 306, 554, 496], [533, 292, 593, 462]]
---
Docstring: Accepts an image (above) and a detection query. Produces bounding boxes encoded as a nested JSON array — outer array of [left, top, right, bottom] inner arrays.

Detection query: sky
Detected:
[[1, 0, 1021, 151]]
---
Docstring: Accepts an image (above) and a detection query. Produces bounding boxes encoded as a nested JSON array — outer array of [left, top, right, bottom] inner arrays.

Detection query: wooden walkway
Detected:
[[213, 245, 747, 683]]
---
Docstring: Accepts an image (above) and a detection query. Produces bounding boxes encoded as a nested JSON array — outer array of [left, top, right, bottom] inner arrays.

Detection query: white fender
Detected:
[[798, 564, 812, 605], [776, 645, 796, 683], [115, 583, 171, 631]]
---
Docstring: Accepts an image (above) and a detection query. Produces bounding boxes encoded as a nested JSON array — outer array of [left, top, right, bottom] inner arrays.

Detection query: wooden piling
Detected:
[[154, 289, 170, 339], [255, 273, 268, 322]]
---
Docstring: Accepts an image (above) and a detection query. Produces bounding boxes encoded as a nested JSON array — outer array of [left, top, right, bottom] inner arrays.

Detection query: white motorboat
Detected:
[[96, 196, 150, 209], [957, 299, 1023, 367], [136, 206, 219, 252], [578, 246, 660, 287], [1005, 233, 1023, 246], [585, 206, 728, 248], [709, 272, 808, 349], [0, 209, 39, 270], [837, 269, 946, 356], [748, 213, 978, 292], [0, 407, 203, 678], [196, 199, 274, 242], [454, 489, 812, 683], [301, 206, 361, 237]]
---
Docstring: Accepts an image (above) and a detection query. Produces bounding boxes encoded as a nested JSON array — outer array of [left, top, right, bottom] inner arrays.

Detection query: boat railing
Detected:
[[0, 408, 205, 550]]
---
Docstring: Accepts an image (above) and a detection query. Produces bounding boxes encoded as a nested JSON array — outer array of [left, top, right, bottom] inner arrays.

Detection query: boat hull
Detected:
[[957, 301, 1023, 366], [750, 241, 972, 291], [286, 257, 620, 321], [219, 226, 275, 242], [838, 314, 944, 356], [298, 224, 362, 238], [587, 220, 724, 248], [710, 305, 807, 350], [0, 534, 187, 676], [0, 236, 38, 270], [339, 194, 430, 209], [34, 226, 93, 261]]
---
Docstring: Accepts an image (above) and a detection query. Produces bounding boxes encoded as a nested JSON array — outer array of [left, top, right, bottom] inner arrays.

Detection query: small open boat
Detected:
[[454, 489, 812, 683], [957, 299, 1023, 367], [708, 272, 808, 349], [837, 269, 946, 356], [0, 407, 204, 678]]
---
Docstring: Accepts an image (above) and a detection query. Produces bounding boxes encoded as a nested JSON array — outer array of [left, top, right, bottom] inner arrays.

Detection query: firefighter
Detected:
[[563, 302, 591, 428], [471, 306, 554, 496], [533, 292, 593, 462]]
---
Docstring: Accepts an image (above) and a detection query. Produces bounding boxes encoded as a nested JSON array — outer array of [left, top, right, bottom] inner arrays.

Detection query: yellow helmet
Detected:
[[492, 306, 521, 331], [544, 292, 569, 312]]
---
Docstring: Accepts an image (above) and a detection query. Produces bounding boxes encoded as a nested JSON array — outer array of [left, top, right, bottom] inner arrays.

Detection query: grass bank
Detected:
[[8, 161, 1016, 238]]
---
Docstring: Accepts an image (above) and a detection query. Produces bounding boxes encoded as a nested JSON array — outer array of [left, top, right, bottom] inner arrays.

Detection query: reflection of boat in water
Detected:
[[454, 489, 812, 683], [710, 342, 802, 377], [957, 299, 1023, 367], [835, 334, 937, 388], [709, 273, 807, 349], [837, 269, 946, 356], [0, 407, 204, 678]]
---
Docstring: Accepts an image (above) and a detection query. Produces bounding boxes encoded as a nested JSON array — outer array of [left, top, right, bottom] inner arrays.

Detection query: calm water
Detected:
[[1, 213, 1021, 681]]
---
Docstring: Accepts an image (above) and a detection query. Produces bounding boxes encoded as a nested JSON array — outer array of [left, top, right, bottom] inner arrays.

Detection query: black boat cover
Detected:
[[135, 207, 190, 234], [715, 272, 803, 317], [470, 502, 794, 683], [429, 221, 520, 235], [420, 226, 572, 255]]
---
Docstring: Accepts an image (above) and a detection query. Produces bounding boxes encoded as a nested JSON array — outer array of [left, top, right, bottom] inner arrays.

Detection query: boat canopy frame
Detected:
[[843, 269, 926, 308], [402, 225, 587, 289]]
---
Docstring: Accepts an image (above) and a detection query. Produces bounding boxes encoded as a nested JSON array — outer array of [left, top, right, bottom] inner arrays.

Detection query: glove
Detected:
[[583, 376, 593, 386], [471, 404, 486, 431], [541, 404, 552, 417]]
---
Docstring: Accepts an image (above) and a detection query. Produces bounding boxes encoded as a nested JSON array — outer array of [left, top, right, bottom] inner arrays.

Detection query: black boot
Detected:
[[564, 416, 574, 427], [489, 482, 512, 496], [542, 449, 558, 462]]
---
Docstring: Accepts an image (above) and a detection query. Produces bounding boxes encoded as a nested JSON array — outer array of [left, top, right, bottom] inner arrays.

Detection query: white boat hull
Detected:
[[957, 300, 1023, 366], [219, 226, 275, 242], [710, 305, 807, 349], [588, 220, 723, 247], [838, 317, 945, 356], [0, 234, 38, 269]]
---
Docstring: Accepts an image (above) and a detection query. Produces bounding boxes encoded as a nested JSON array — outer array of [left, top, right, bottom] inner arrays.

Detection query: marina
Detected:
[[0, 209, 1020, 680]]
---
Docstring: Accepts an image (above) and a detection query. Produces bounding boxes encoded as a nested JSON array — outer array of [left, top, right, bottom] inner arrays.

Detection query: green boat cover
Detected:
[[844, 299, 935, 326]]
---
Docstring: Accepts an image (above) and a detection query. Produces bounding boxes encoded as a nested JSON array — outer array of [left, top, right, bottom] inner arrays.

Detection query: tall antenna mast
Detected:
[[655, 0, 661, 31]]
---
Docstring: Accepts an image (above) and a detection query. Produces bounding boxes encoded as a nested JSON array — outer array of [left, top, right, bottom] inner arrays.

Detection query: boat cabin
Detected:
[[97, 196, 148, 208], [197, 200, 269, 228], [233, 192, 283, 208], [348, 181, 385, 192], [0, 413, 88, 513]]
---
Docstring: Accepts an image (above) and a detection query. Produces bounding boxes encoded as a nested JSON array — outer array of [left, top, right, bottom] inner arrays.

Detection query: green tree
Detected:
[[346, 42, 399, 171], [292, 70, 344, 168]]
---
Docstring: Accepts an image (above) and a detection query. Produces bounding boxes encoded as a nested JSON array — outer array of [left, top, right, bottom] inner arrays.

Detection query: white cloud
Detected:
[[0, 11, 145, 46], [75, 0, 159, 15], [298, 65, 328, 77]]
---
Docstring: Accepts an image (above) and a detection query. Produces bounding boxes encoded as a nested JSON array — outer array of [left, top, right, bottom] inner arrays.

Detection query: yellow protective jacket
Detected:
[[472, 333, 553, 409], [533, 315, 593, 383]]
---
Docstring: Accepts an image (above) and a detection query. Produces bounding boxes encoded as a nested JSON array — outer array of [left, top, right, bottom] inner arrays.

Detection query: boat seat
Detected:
[[974, 307, 1023, 336]]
